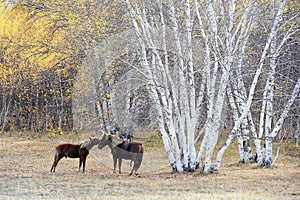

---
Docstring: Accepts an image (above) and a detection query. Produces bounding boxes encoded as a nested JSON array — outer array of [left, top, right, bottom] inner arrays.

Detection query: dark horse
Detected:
[[50, 137, 100, 173], [98, 134, 143, 176]]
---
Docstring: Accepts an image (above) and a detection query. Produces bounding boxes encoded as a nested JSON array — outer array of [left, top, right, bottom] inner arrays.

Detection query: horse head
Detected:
[[80, 137, 101, 150], [89, 137, 101, 146], [98, 134, 110, 149], [98, 134, 123, 149]]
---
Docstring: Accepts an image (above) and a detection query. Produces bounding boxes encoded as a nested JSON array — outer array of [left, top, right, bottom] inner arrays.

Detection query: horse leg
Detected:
[[118, 158, 122, 174], [130, 157, 142, 176], [50, 154, 56, 172], [82, 155, 87, 173], [78, 156, 83, 173], [135, 149, 143, 176], [113, 155, 117, 174], [134, 159, 143, 176], [135, 162, 140, 176], [50, 154, 57, 172], [129, 159, 138, 176], [134, 162, 140, 176], [79, 149, 88, 173], [50, 152, 64, 173]]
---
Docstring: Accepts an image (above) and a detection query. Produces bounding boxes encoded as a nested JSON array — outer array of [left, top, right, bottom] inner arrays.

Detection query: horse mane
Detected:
[[110, 134, 124, 142], [110, 135, 125, 144], [80, 137, 101, 150]]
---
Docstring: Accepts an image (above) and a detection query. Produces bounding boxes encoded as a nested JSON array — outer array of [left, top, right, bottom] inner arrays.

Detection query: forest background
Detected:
[[0, 0, 299, 173]]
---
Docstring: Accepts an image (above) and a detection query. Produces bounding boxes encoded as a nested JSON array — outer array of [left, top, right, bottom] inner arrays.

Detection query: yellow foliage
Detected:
[[0, 0, 129, 132], [1, 2, 64, 78]]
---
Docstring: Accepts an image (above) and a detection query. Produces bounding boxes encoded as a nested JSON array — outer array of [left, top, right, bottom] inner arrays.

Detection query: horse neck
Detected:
[[87, 143, 97, 150], [81, 138, 100, 150], [91, 139, 100, 146]]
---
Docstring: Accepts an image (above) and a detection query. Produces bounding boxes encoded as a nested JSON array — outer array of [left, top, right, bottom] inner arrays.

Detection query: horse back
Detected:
[[117, 142, 142, 151], [114, 142, 143, 160], [56, 143, 88, 158]]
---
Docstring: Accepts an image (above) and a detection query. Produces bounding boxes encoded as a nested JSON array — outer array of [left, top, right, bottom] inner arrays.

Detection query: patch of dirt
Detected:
[[0, 135, 299, 199]]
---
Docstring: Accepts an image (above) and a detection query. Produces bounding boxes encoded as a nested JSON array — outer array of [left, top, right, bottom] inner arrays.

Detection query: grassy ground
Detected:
[[0, 133, 299, 200]]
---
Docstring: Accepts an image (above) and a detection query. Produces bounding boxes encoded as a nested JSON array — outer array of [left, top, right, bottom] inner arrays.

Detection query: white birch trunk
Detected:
[[194, 0, 211, 167], [1, 95, 12, 131], [201, 0, 237, 173], [270, 78, 300, 139], [203, 58, 232, 173], [231, 78, 249, 163], [259, 0, 285, 165], [199, 0, 220, 173], [233, 0, 258, 163], [193, 0, 236, 172], [144, 48, 180, 170], [248, 112, 264, 165], [157, 4, 186, 166], [295, 119, 299, 147], [185, 0, 197, 171], [227, 81, 248, 163], [167, 0, 189, 170], [264, 33, 277, 166]]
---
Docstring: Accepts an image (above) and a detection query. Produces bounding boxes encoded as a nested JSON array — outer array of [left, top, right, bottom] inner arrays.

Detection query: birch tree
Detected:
[[91, 0, 300, 174], [124, 0, 199, 172], [193, 0, 265, 172], [213, 0, 300, 169], [123, 0, 255, 172]]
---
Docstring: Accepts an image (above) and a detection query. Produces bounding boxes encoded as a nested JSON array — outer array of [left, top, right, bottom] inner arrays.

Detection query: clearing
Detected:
[[0, 133, 299, 199]]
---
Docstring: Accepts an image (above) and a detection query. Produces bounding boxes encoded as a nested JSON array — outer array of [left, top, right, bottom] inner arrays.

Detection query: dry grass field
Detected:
[[0, 133, 299, 200]]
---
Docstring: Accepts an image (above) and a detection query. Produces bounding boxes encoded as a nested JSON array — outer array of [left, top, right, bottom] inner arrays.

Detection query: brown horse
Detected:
[[98, 134, 143, 176], [50, 137, 100, 173]]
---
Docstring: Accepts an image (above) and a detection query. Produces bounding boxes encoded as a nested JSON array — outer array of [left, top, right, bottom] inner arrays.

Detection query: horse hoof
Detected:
[[129, 173, 133, 176]]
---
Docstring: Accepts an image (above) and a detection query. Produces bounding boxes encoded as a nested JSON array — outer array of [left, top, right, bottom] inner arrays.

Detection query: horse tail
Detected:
[[137, 144, 143, 167], [54, 147, 64, 159], [138, 143, 143, 154], [54, 149, 59, 160], [50, 148, 59, 172]]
